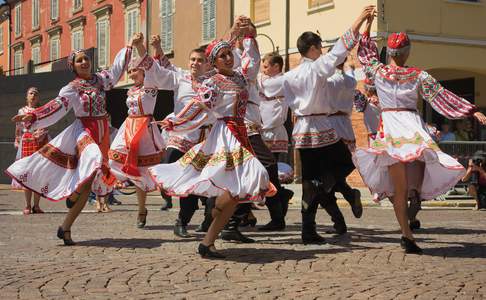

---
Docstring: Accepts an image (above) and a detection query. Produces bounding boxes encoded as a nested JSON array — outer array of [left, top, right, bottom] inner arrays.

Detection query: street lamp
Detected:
[[256, 33, 276, 54]]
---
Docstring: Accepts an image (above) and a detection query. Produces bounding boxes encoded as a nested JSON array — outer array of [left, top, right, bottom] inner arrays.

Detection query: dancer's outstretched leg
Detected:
[[58, 178, 93, 245], [388, 162, 422, 254], [136, 187, 147, 228], [199, 191, 238, 258]]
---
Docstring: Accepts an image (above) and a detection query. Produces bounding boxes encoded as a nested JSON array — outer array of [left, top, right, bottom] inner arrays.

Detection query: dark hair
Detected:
[[297, 31, 322, 56], [190, 47, 206, 57], [263, 53, 284, 72]]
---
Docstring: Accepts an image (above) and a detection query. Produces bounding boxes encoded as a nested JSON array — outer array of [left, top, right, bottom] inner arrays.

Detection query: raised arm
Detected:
[[238, 37, 261, 81], [161, 79, 218, 133], [419, 71, 486, 124], [138, 54, 180, 90], [98, 46, 133, 90], [311, 6, 374, 80]]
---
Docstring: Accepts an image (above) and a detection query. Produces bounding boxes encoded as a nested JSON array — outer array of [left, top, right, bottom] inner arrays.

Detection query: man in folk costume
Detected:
[[147, 35, 213, 237], [258, 53, 295, 226], [261, 6, 375, 244]]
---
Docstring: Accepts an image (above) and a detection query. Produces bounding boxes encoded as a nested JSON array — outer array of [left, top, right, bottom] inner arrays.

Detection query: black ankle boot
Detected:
[[409, 219, 421, 231], [221, 217, 255, 243], [174, 219, 190, 238], [302, 231, 326, 245], [198, 243, 225, 259], [57, 226, 76, 246], [400, 236, 423, 254], [258, 220, 285, 231]]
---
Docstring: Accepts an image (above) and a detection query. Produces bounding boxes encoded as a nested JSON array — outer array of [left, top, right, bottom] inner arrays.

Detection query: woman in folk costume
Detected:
[[7, 40, 134, 246], [354, 16, 486, 254], [108, 33, 165, 228], [13, 87, 49, 215], [149, 21, 275, 258]]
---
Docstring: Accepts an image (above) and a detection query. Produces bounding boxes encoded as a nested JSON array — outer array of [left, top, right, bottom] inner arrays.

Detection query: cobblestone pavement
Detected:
[[1, 189, 486, 299]]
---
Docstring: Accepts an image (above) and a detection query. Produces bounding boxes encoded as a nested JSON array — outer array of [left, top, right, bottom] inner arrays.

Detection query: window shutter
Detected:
[[209, 0, 215, 40]]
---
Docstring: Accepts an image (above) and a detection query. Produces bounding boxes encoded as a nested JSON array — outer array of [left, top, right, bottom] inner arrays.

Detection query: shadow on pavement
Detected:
[[75, 238, 200, 249], [220, 246, 374, 264]]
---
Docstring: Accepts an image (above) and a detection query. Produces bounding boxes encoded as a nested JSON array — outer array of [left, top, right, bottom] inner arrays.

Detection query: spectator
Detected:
[[455, 119, 474, 141], [462, 151, 486, 210], [439, 122, 455, 142]]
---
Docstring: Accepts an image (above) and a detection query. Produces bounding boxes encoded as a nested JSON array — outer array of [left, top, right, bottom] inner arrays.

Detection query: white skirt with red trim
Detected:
[[149, 121, 271, 203], [108, 120, 165, 192], [6, 120, 112, 201], [353, 111, 465, 201]]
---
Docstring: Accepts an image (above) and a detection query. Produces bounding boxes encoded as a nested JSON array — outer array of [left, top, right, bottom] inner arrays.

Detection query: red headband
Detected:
[[387, 32, 410, 50]]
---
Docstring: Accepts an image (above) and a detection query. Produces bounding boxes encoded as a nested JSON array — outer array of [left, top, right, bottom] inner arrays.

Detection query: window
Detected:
[[308, 0, 333, 9], [14, 49, 23, 75], [14, 3, 21, 37], [50, 36, 60, 61], [73, 0, 82, 11], [51, 0, 59, 20], [0, 28, 3, 54], [125, 8, 140, 44], [32, 45, 41, 66], [201, 0, 216, 43], [32, 0, 40, 29], [160, 0, 174, 52], [251, 0, 270, 24], [97, 18, 109, 67], [72, 28, 84, 51]]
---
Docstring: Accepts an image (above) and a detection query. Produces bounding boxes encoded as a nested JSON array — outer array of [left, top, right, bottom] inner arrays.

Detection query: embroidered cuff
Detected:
[[341, 28, 359, 51]]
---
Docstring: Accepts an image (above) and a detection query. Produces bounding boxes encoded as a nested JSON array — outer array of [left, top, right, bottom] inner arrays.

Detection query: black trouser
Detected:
[[163, 147, 201, 226], [299, 140, 355, 234], [249, 134, 285, 223], [225, 134, 285, 230]]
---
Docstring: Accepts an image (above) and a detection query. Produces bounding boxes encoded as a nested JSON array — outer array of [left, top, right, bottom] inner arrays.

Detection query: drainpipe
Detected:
[[230, 0, 234, 27], [7, 4, 11, 75], [146, 0, 150, 52], [284, 0, 289, 72]]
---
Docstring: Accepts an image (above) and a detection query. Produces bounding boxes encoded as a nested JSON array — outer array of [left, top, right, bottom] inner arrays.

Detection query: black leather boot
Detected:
[[196, 197, 214, 232], [259, 198, 285, 231], [321, 194, 347, 235], [301, 180, 326, 244], [221, 216, 255, 243], [174, 219, 190, 238]]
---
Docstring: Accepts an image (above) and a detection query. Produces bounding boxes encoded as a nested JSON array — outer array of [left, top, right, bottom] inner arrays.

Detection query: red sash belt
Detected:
[[78, 115, 116, 186], [219, 117, 254, 154], [122, 115, 152, 177]]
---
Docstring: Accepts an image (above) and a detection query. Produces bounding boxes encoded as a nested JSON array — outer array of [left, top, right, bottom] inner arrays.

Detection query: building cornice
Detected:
[[119, 0, 142, 8], [11, 40, 24, 50], [28, 33, 42, 44], [91, 4, 113, 18], [46, 25, 62, 36], [67, 15, 86, 28]]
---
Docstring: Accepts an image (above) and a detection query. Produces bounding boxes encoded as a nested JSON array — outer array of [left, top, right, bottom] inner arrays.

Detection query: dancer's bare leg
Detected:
[[202, 191, 238, 250], [32, 192, 41, 210], [136, 187, 147, 213], [24, 190, 32, 210], [61, 179, 93, 238], [388, 162, 414, 240]]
